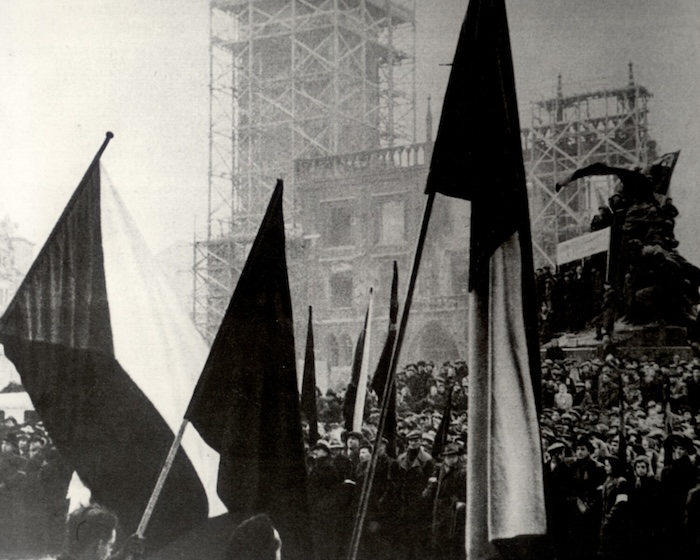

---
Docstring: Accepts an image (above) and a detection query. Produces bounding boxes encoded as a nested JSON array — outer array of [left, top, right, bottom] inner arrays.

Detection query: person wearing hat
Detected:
[[598, 455, 630, 560], [421, 443, 465, 559], [660, 433, 698, 558], [543, 441, 573, 560], [310, 440, 331, 460], [307, 438, 349, 560], [0, 431, 27, 487], [569, 436, 606, 560], [627, 455, 663, 560], [344, 430, 364, 470], [396, 430, 435, 559]]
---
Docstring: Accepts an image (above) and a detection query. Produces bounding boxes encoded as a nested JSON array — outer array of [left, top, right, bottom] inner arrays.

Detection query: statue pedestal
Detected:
[[541, 322, 694, 362], [611, 322, 693, 361]]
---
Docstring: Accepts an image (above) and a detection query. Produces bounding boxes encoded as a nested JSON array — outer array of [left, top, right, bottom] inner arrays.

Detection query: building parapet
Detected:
[[295, 142, 432, 181]]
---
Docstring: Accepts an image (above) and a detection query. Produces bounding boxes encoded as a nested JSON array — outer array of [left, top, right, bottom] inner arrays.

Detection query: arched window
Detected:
[[416, 321, 460, 363], [328, 334, 340, 368], [339, 333, 354, 366]]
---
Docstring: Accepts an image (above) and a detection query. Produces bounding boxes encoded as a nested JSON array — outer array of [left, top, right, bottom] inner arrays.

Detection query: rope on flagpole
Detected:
[[347, 191, 436, 560]]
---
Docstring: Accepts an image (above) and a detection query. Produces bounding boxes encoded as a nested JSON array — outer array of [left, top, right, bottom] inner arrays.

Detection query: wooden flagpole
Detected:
[[134, 419, 189, 538], [122, 419, 189, 560], [347, 191, 436, 560]]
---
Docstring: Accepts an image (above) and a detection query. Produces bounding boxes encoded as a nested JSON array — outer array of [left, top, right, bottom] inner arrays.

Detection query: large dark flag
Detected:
[[0, 147, 223, 550], [370, 262, 399, 455], [425, 0, 546, 557], [184, 180, 312, 560], [301, 306, 319, 445]]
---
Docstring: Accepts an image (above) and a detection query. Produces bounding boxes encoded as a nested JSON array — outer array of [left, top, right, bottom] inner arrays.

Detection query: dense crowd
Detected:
[[2, 354, 700, 559], [0, 414, 73, 557], [535, 264, 611, 340], [306, 354, 700, 560]]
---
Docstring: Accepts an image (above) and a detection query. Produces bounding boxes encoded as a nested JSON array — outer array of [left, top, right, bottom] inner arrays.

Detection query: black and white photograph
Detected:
[[1, 1, 700, 559]]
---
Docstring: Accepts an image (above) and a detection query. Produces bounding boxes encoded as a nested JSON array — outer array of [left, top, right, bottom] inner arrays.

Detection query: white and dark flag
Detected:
[[425, 0, 547, 558], [0, 159, 225, 549]]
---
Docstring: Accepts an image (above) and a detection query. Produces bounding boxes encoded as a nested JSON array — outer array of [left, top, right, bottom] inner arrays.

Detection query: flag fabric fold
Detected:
[[425, 0, 546, 557], [0, 160, 223, 550], [352, 289, 374, 433], [370, 262, 399, 455], [431, 385, 453, 460], [343, 306, 369, 431], [184, 180, 312, 560], [301, 306, 320, 446]]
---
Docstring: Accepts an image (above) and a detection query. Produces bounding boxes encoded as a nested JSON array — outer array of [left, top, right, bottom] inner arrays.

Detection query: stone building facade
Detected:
[[292, 142, 469, 390]]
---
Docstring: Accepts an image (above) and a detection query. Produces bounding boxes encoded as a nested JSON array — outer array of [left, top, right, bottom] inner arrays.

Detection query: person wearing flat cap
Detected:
[[306, 438, 348, 560], [344, 431, 364, 470], [569, 436, 606, 560], [627, 455, 663, 560], [598, 455, 631, 560], [660, 433, 698, 558], [396, 429, 435, 559], [421, 443, 466, 559], [543, 441, 573, 560]]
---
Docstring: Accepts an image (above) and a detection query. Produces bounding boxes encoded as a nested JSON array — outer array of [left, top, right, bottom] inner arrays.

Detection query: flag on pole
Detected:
[[343, 303, 370, 431], [184, 180, 313, 560], [0, 147, 223, 550], [301, 306, 320, 446], [353, 289, 374, 433], [370, 262, 399, 455], [431, 385, 453, 460], [425, 0, 546, 557]]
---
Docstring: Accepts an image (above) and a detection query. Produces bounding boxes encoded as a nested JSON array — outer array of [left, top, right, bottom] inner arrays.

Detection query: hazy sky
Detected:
[[2, 0, 700, 261]]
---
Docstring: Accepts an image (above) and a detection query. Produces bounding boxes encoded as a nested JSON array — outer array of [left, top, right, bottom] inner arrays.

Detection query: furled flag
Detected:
[[425, 0, 547, 558], [343, 304, 370, 431], [184, 180, 313, 560], [301, 306, 320, 446], [431, 385, 454, 460], [0, 141, 224, 550], [370, 262, 399, 456]]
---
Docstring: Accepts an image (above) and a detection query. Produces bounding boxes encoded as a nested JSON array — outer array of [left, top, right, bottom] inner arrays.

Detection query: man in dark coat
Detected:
[[660, 434, 697, 559], [627, 455, 662, 560], [422, 443, 466, 560], [543, 441, 573, 560], [569, 436, 606, 560], [307, 440, 349, 560], [396, 430, 434, 559]]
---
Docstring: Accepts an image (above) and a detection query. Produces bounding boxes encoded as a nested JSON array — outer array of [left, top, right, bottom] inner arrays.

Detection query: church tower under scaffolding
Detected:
[[194, 0, 416, 339]]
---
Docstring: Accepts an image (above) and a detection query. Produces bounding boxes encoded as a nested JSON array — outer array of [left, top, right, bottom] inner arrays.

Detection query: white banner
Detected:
[[556, 227, 610, 265]]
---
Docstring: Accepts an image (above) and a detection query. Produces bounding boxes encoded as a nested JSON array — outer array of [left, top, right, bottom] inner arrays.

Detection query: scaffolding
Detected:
[[194, 0, 416, 339], [524, 65, 656, 269]]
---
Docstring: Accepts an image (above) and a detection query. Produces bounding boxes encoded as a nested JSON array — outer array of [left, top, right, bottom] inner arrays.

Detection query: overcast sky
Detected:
[[2, 0, 700, 261]]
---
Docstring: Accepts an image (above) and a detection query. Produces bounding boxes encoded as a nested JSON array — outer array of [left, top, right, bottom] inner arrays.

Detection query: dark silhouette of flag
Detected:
[[185, 180, 312, 560], [0, 143, 222, 550], [343, 308, 369, 431], [370, 262, 399, 456], [301, 306, 319, 446], [425, 0, 546, 557], [431, 385, 453, 459]]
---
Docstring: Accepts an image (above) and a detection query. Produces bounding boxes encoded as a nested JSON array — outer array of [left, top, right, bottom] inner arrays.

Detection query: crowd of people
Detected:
[[3, 352, 700, 559], [306, 353, 700, 560], [535, 264, 610, 341], [0, 413, 73, 557]]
